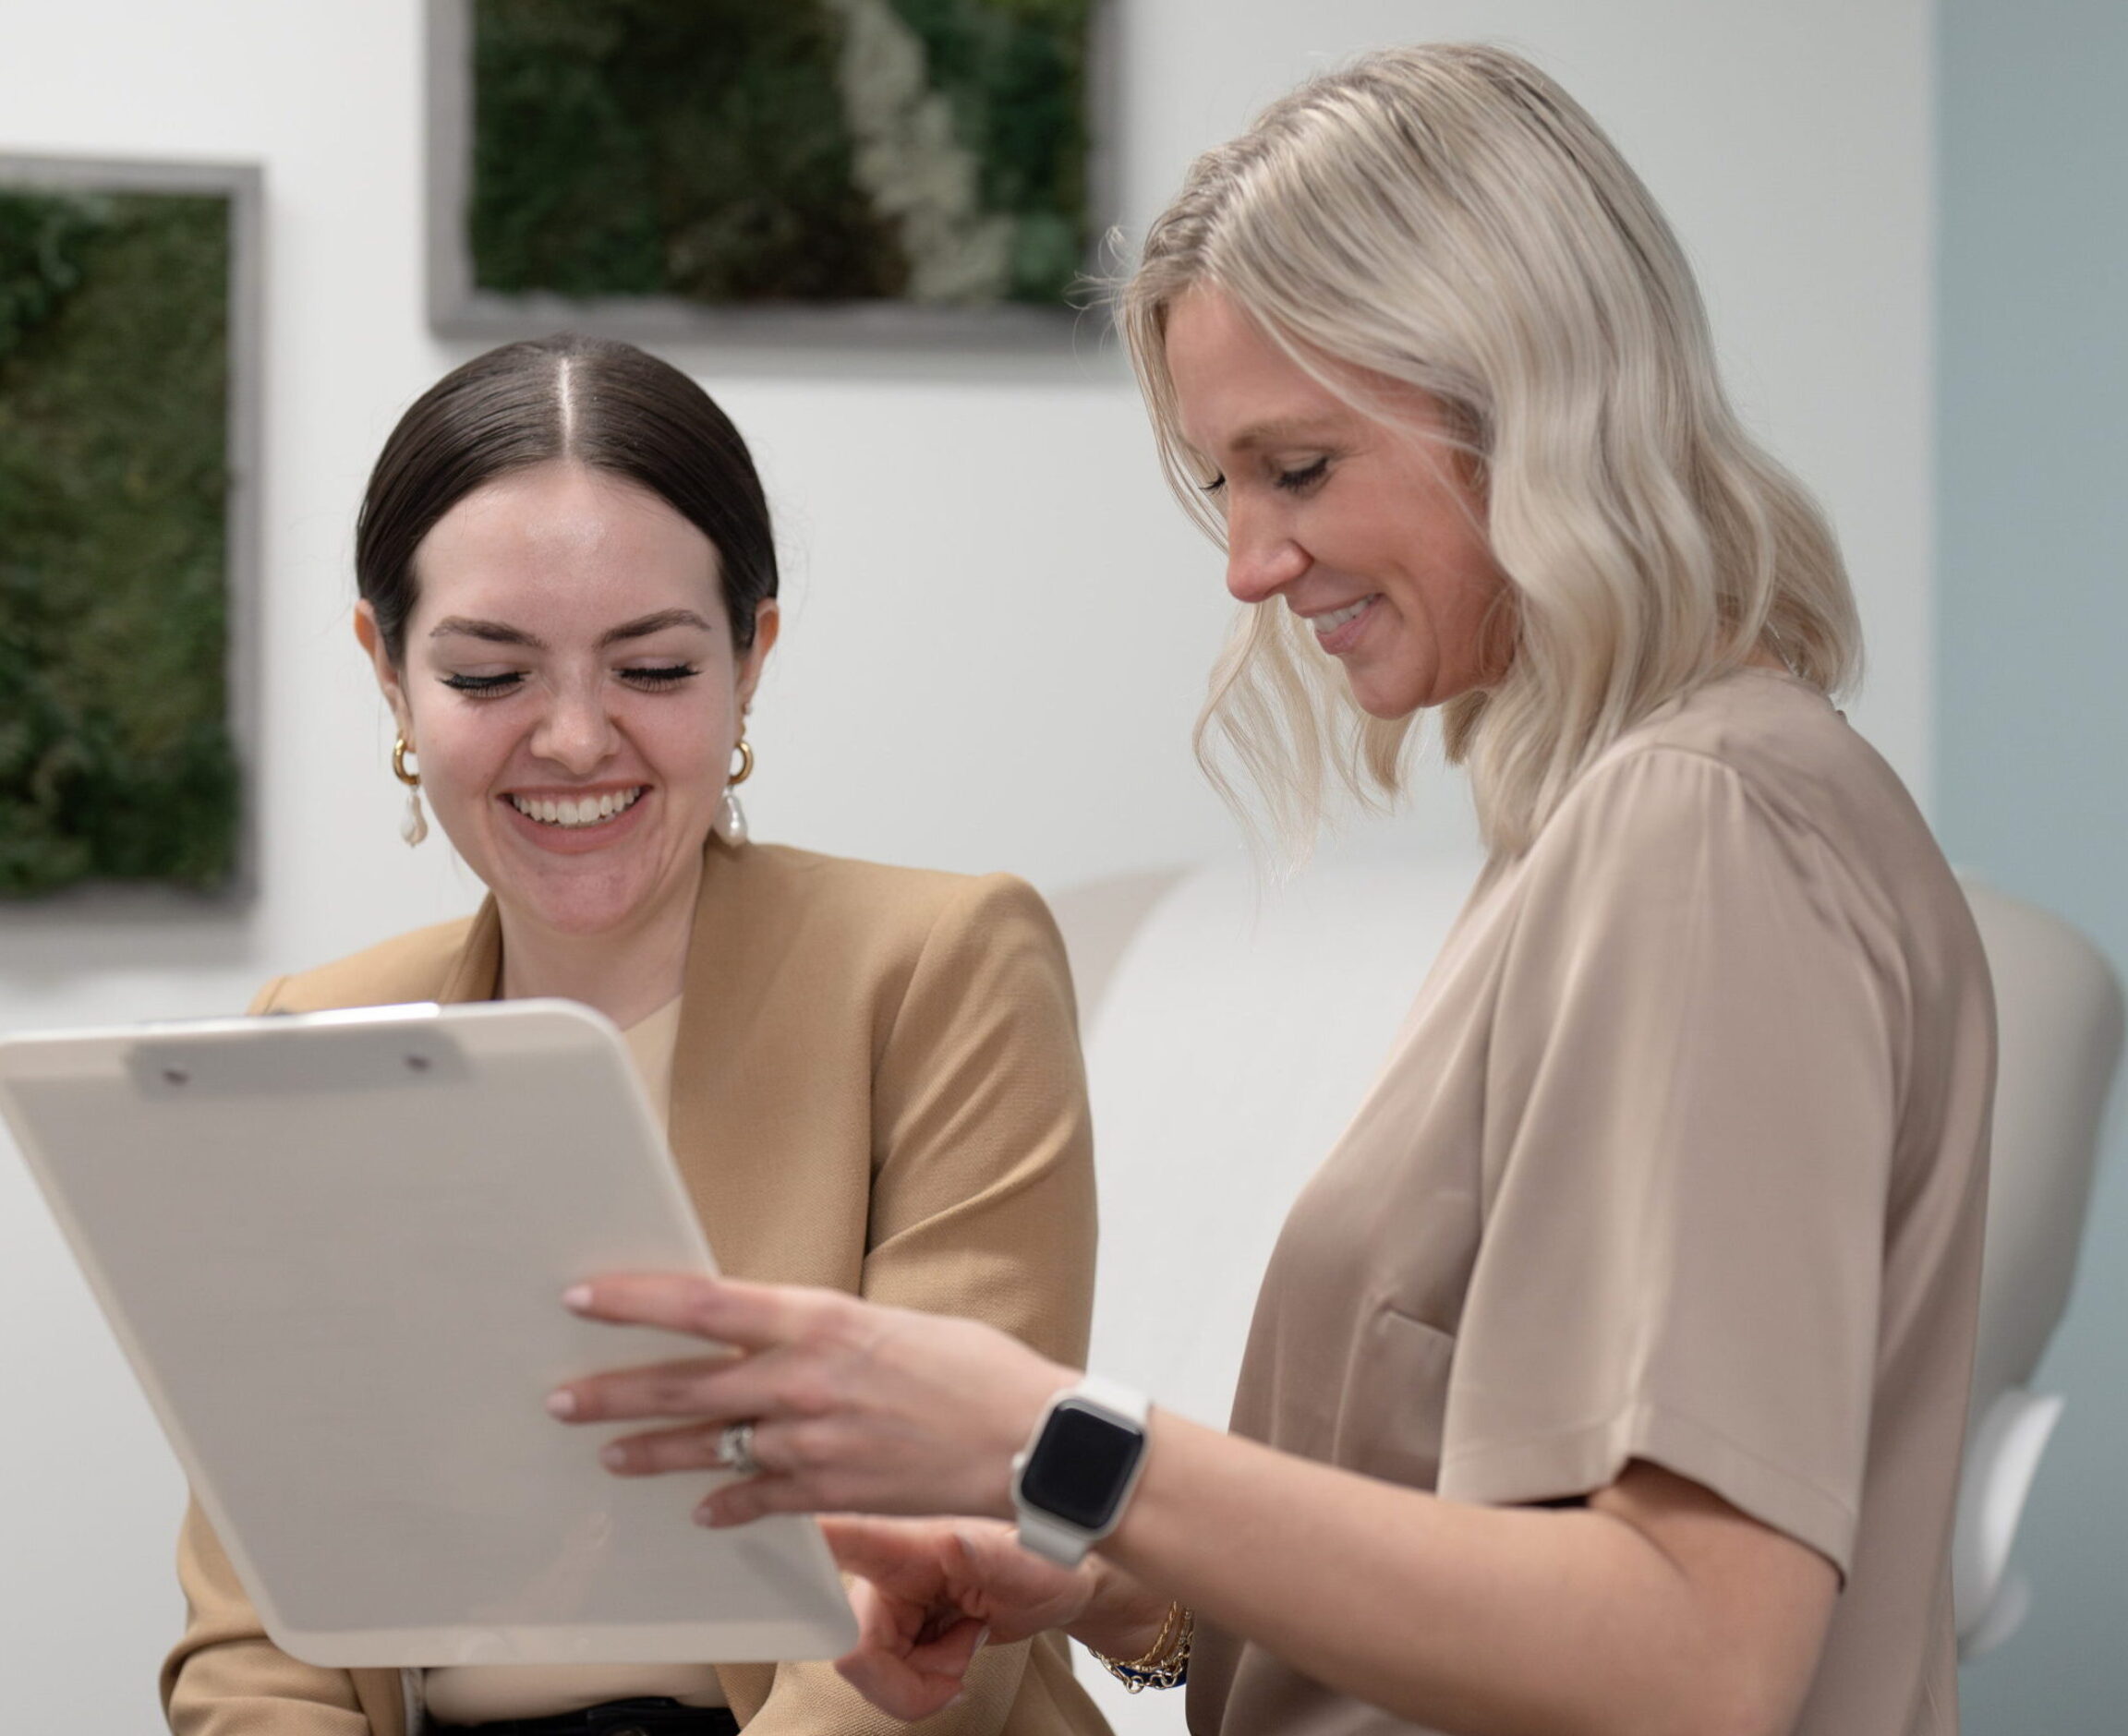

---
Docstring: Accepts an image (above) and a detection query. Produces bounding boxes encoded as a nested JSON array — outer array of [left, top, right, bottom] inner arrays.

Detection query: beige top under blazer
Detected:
[[162, 840, 1106, 1736], [1191, 672, 1995, 1736]]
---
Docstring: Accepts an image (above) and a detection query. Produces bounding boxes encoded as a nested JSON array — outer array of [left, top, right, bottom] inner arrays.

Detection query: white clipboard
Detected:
[[0, 999, 856, 1669]]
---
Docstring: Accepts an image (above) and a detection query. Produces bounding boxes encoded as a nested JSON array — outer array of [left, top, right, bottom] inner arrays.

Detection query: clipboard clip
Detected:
[[127, 1019, 469, 1098]]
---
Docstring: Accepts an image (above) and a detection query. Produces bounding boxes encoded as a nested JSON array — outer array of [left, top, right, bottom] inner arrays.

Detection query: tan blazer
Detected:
[[162, 840, 1105, 1736]]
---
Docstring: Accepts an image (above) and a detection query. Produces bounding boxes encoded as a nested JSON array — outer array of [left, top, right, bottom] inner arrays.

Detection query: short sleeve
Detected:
[[1437, 746, 1899, 1575]]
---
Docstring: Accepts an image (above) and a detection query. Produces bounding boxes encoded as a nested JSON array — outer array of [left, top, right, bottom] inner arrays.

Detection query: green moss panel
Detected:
[[0, 188, 240, 898], [468, 0, 1092, 306]]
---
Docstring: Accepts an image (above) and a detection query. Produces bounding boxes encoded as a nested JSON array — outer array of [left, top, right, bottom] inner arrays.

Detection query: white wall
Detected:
[[0, 2, 1932, 1727]]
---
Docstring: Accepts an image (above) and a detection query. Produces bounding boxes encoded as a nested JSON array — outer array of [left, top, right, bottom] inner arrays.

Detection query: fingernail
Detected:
[[694, 1501, 719, 1527], [599, 1442, 628, 1470], [562, 1284, 593, 1310], [545, 1390, 576, 1419]]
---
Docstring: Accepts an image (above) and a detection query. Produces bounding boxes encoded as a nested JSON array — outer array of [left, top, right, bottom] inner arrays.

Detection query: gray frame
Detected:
[[0, 152, 264, 905], [426, 0, 1118, 350]]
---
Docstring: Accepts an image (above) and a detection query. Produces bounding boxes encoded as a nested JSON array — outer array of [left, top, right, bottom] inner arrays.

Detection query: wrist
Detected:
[[1067, 1557, 1173, 1659], [982, 1356, 1082, 1520], [1010, 1375, 1151, 1565]]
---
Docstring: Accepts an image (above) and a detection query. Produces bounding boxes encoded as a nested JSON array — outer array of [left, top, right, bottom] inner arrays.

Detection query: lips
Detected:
[[506, 786, 646, 829], [497, 784, 657, 856], [1305, 595, 1379, 656]]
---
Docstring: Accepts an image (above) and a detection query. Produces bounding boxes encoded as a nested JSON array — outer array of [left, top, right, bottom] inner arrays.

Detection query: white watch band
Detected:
[[1012, 1374, 1152, 1568], [1068, 1373, 1150, 1428], [1016, 1507, 1106, 1569]]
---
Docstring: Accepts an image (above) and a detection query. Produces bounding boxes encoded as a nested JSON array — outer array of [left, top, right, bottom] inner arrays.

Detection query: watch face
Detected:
[[1021, 1400, 1145, 1532]]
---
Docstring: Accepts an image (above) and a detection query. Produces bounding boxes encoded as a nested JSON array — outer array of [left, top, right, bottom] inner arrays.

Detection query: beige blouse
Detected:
[[424, 995, 725, 1724], [1189, 671, 1994, 1735]]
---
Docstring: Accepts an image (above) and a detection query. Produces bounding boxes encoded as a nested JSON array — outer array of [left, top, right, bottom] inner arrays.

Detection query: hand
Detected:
[[548, 1273, 1071, 1525], [822, 1516, 1099, 1720]]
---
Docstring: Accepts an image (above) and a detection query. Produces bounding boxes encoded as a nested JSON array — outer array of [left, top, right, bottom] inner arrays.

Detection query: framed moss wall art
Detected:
[[0, 156, 261, 902], [428, 0, 1106, 344]]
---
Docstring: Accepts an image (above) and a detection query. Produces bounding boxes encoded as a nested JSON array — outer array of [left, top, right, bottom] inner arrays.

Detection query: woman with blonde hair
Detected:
[[545, 46, 1991, 1736]]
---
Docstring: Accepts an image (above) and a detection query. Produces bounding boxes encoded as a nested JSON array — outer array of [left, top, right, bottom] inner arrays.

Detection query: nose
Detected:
[[530, 679, 618, 775], [1223, 495, 1309, 604]]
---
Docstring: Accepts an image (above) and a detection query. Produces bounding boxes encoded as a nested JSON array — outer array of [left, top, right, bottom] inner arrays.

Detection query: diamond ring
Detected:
[[718, 1419, 764, 1477]]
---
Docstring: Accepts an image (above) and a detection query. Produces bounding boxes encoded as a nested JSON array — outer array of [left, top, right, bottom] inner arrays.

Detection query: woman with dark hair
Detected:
[[545, 46, 1991, 1736], [160, 335, 1107, 1736]]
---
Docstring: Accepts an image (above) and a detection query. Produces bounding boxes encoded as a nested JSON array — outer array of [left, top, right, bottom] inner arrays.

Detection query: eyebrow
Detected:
[[1179, 416, 1349, 473], [427, 609, 717, 650], [1226, 416, 1348, 452]]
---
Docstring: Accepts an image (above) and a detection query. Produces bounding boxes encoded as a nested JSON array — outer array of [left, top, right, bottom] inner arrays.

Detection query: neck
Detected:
[[495, 859, 702, 1029]]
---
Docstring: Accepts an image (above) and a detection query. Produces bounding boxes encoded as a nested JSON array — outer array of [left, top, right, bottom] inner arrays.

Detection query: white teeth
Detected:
[[511, 788, 644, 828], [1312, 597, 1372, 635]]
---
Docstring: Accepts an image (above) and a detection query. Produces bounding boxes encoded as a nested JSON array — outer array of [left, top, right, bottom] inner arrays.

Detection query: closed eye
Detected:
[[440, 666, 700, 696], [620, 664, 699, 689], [441, 671, 522, 696], [1275, 456, 1330, 493]]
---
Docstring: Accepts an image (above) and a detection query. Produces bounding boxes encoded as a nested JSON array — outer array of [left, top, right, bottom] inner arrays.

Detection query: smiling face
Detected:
[[1163, 287, 1512, 718], [357, 461, 776, 948]]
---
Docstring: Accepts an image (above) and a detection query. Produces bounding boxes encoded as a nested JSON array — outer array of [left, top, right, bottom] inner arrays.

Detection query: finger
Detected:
[[948, 1522, 1092, 1607], [846, 1569, 929, 1647], [694, 1471, 818, 1527], [550, 1343, 795, 1427], [833, 1648, 965, 1724], [818, 1514, 950, 1586], [545, 1351, 734, 1415], [594, 1420, 744, 1477], [908, 1616, 989, 1676], [833, 1618, 973, 1728], [563, 1272, 838, 1352]]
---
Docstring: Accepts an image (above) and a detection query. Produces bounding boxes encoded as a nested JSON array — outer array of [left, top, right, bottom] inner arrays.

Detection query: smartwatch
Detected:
[[1010, 1374, 1151, 1567]]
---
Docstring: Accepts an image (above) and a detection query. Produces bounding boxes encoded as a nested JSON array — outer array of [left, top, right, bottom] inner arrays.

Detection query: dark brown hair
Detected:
[[355, 334, 777, 662]]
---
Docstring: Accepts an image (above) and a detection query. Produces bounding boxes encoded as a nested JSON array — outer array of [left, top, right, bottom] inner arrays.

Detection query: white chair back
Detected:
[[1951, 878, 2122, 1658]]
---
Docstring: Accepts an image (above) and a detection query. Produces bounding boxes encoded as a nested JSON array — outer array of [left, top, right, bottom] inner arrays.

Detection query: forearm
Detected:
[[1096, 1413, 1795, 1736], [167, 1501, 380, 1734]]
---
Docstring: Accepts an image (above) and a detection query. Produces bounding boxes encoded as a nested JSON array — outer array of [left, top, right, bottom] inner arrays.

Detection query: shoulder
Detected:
[[1549, 670, 1931, 878], [253, 916, 481, 1015], [1525, 670, 1982, 985], [719, 844, 1072, 1035], [1590, 670, 1902, 824], [731, 842, 1060, 951]]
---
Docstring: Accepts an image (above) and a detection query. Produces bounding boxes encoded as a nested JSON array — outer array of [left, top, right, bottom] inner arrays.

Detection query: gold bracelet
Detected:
[[1091, 1603, 1193, 1692]]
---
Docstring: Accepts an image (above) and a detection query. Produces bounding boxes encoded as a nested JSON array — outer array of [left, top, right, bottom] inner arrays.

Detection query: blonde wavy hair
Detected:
[[1118, 42, 1861, 857]]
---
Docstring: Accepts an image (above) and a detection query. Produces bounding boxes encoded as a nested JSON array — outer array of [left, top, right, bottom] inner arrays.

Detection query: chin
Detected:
[[1348, 678, 1431, 721], [494, 860, 665, 939]]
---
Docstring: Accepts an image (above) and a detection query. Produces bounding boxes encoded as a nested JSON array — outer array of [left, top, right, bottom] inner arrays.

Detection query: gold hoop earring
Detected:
[[391, 736, 428, 847], [714, 737, 753, 846]]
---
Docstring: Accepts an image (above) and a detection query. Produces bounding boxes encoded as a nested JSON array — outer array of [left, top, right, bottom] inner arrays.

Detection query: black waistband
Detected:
[[429, 1697, 741, 1736]]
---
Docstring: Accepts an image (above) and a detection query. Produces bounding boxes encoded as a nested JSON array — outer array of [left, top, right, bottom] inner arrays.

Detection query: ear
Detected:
[[733, 598, 780, 714], [354, 602, 417, 743]]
